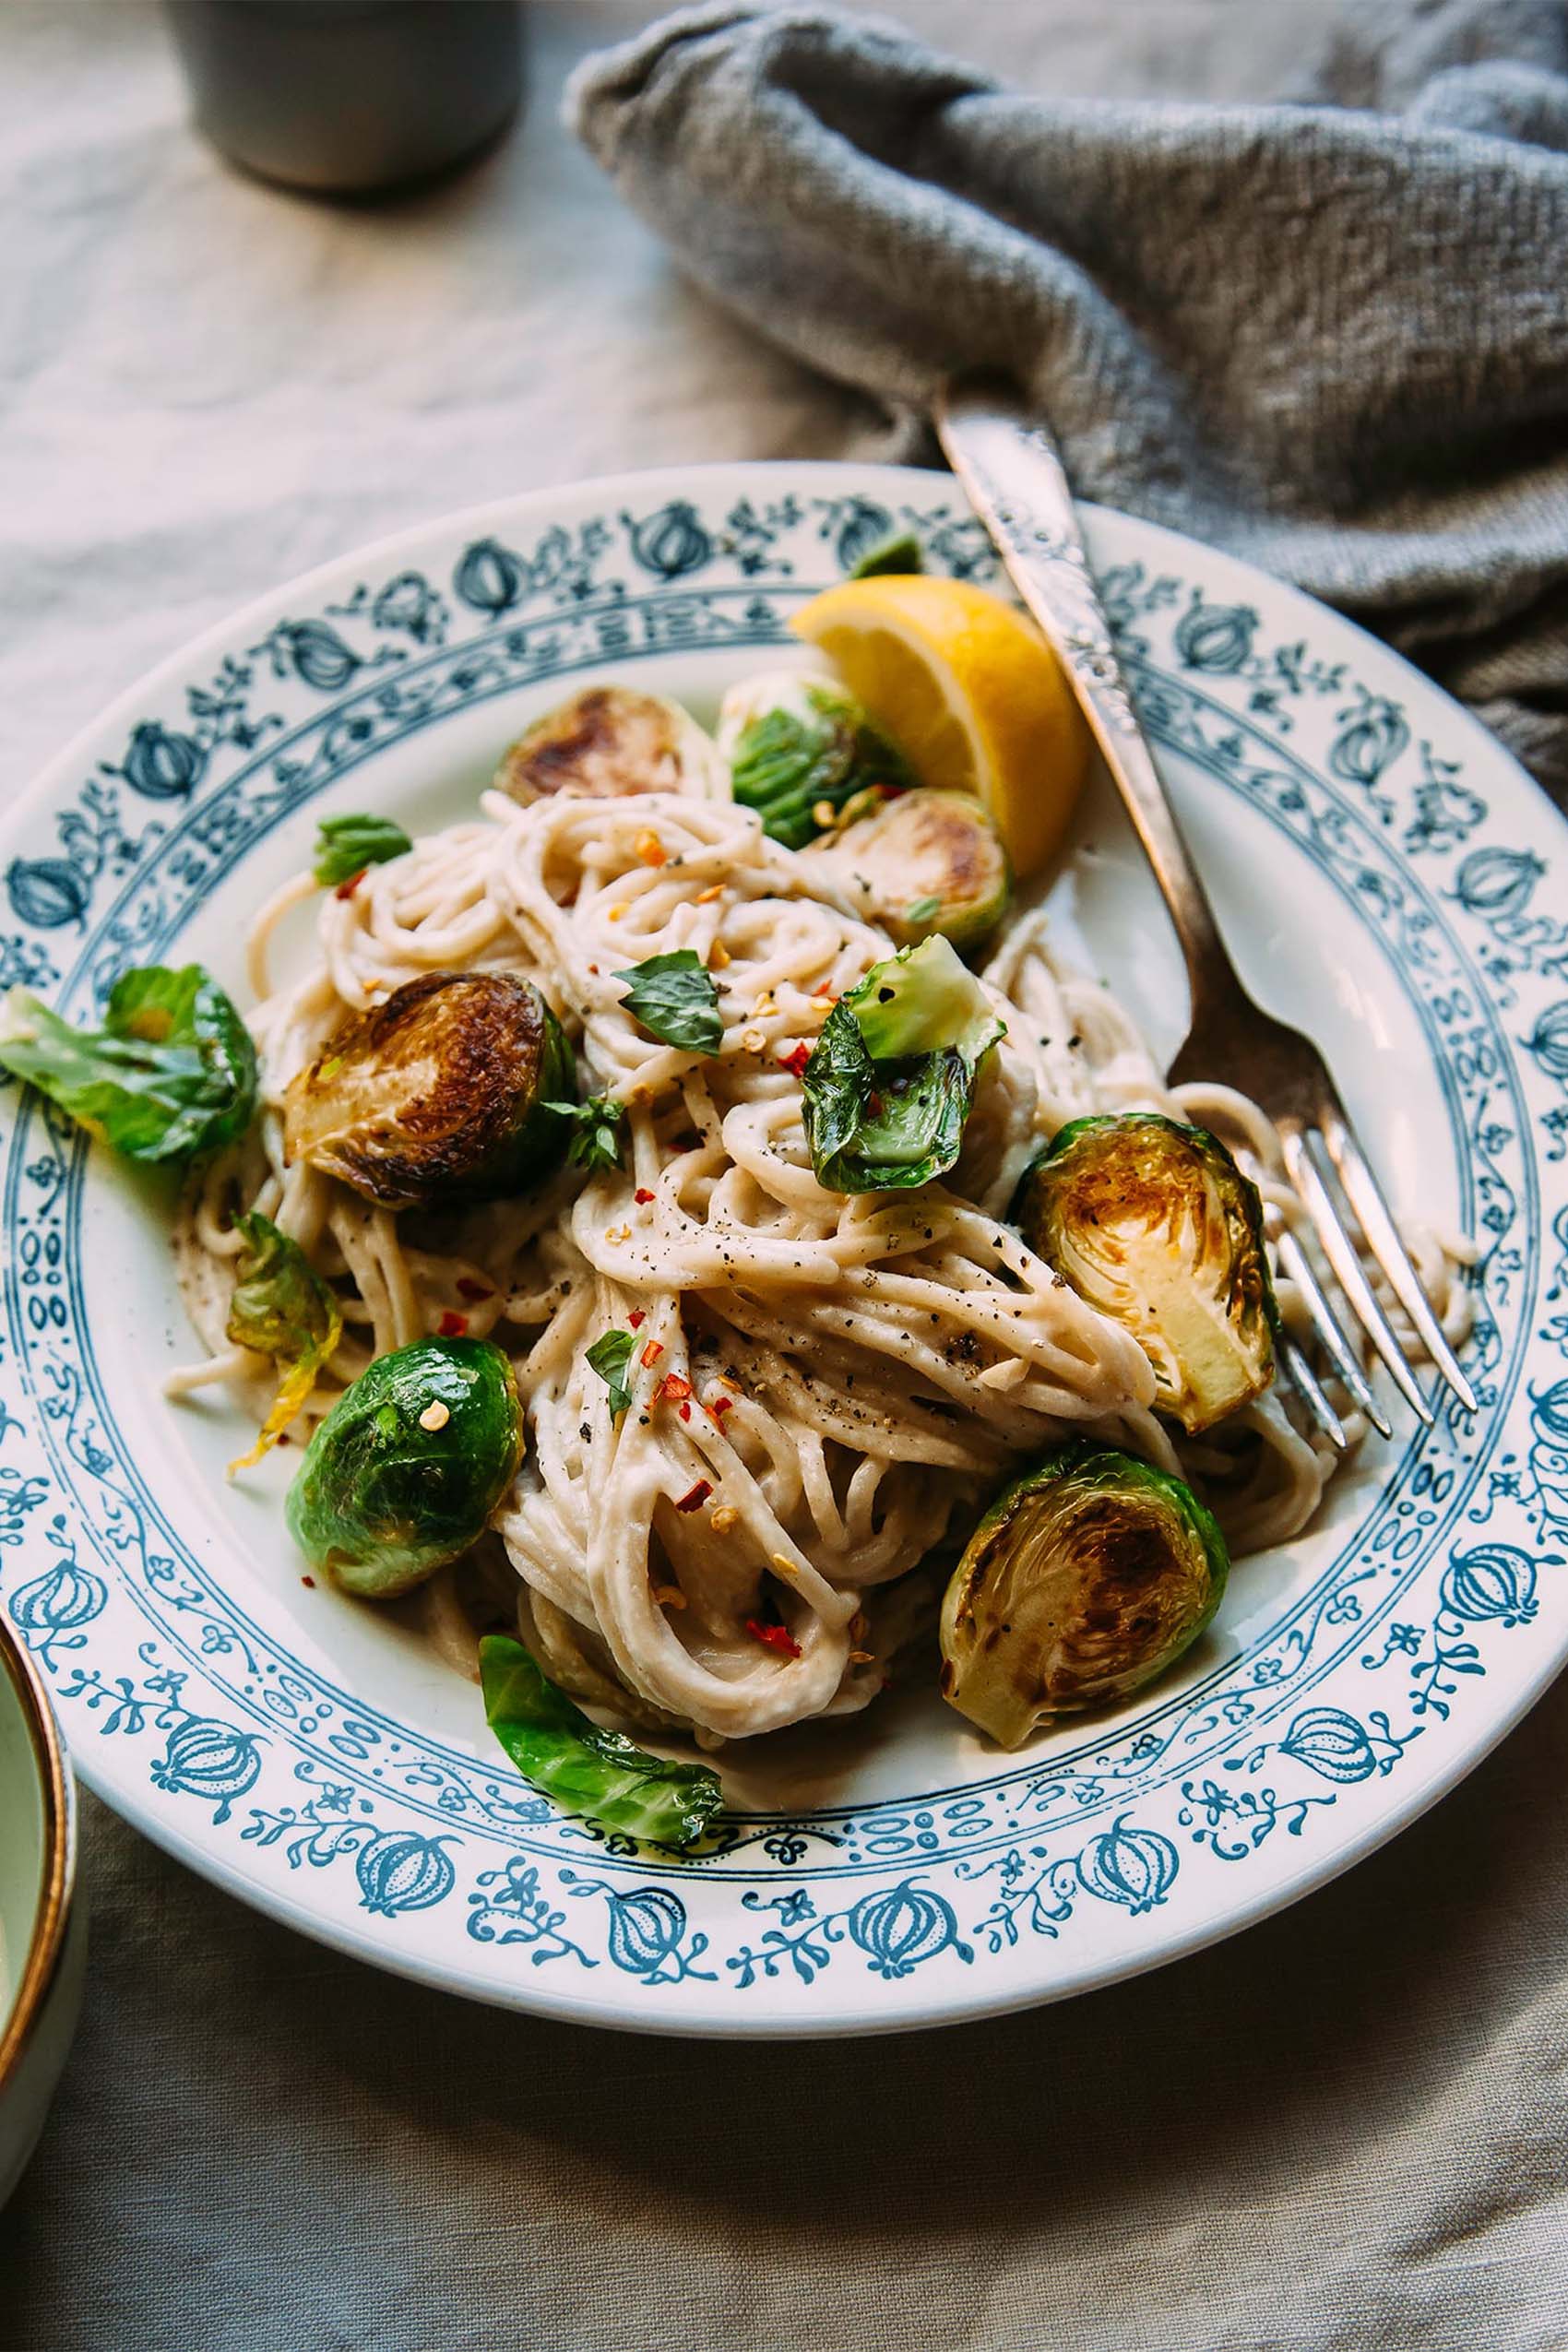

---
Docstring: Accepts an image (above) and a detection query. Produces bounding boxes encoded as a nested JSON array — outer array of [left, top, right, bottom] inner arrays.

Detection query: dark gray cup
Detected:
[[165, 1, 524, 198]]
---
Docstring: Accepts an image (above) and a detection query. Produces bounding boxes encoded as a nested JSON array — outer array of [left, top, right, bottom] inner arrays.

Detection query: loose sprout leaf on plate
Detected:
[[849, 529, 924, 580], [480, 1633, 723, 1848], [614, 951, 723, 1056], [1012, 1111, 1277, 1433], [312, 814, 413, 888], [802, 935, 1004, 1194], [543, 1091, 626, 1174], [224, 1212, 344, 1474], [586, 1327, 636, 1420], [0, 964, 257, 1163], [720, 671, 916, 849]]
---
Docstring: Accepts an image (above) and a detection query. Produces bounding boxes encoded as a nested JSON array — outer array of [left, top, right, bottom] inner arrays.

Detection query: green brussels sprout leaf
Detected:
[[586, 1328, 636, 1420], [312, 814, 413, 888], [802, 936, 1004, 1193], [1013, 1112, 1277, 1433], [849, 530, 924, 580], [542, 1091, 626, 1175], [286, 1336, 523, 1597], [224, 1212, 343, 1473], [0, 965, 257, 1163], [480, 1633, 723, 1849], [941, 1441, 1229, 1745], [906, 895, 943, 924], [614, 951, 722, 1057], [724, 672, 916, 849]]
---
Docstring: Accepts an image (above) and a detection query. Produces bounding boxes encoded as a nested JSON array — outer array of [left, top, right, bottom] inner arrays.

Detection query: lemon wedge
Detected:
[[790, 575, 1092, 878]]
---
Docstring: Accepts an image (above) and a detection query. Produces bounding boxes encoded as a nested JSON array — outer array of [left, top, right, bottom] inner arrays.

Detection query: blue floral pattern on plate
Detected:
[[1, 465, 1563, 2034]]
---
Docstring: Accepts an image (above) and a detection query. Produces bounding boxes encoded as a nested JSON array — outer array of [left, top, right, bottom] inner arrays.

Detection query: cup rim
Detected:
[[0, 1615, 77, 2091]]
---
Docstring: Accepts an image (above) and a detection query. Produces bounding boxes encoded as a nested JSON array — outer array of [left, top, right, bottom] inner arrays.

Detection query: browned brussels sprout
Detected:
[[283, 971, 574, 1209], [809, 787, 1010, 953], [940, 1442, 1229, 1746], [1013, 1112, 1276, 1433], [494, 685, 723, 804]]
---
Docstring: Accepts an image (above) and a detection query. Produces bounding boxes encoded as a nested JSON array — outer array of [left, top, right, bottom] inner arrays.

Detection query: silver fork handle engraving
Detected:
[[935, 375, 1244, 1021]]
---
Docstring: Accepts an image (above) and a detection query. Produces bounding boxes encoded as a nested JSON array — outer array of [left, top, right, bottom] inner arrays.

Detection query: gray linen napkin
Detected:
[[568, 0, 1568, 798]]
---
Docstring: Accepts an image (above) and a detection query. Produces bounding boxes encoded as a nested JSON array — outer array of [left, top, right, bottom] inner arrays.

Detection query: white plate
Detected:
[[1, 463, 1563, 2037]]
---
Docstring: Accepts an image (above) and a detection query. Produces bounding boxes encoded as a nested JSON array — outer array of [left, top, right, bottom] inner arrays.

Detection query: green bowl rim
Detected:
[[0, 1612, 77, 2093]]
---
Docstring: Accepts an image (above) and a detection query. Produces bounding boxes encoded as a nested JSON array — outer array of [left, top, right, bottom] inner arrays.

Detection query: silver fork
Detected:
[[935, 375, 1478, 1445]]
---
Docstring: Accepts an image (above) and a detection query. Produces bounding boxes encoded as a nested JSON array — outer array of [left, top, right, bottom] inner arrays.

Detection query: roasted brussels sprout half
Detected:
[[286, 1336, 524, 1598], [494, 685, 724, 804], [719, 669, 915, 849], [1013, 1112, 1276, 1434], [283, 971, 575, 1210], [807, 787, 1010, 953], [940, 1441, 1229, 1745]]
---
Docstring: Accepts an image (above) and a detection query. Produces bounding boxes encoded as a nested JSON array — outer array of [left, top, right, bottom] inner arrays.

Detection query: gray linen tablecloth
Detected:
[[2, 6, 1566, 2347]]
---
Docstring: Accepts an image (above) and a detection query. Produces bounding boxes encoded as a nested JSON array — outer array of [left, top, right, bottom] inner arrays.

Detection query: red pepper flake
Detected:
[[301, 1574, 315, 1588], [675, 1479, 713, 1515], [711, 1394, 734, 1418], [634, 1187, 656, 1206], [678, 1402, 692, 1422], [640, 1339, 664, 1369], [456, 1277, 494, 1302], [627, 1309, 647, 1330], [746, 1617, 802, 1661], [867, 1092, 885, 1119], [778, 1040, 813, 1078], [334, 867, 367, 900], [660, 1372, 693, 1404], [438, 1310, 469, 1338]]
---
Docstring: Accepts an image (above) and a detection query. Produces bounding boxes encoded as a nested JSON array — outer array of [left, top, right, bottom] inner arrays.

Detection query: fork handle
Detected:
[[935, 375, 1246, 1024]]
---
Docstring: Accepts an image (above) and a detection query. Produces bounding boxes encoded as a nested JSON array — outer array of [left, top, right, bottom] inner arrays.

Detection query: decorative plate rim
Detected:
[[2, 459, 1563, 2036]]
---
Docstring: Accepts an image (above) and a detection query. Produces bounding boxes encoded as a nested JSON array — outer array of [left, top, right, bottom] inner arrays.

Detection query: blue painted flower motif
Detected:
[[1442, 1544, 1539, 1628], [1174, 594, 1257, 673], [1279, 1707, 1376, 1783], [6, 858, 89, 931], [150, 1716, 263, 1823], [121, 720, 207, 802], [1455, 844, 1545, 921], [8, 1551, 106, 1657], [625, 500, 711, 580], [830, 496, 895, 573], [372, 571, 441, 641], [272, 622, 362, 694], [1075, 1819, 1179, 1914], [455, 537, 527, 616], [354, 1829, 456, 1917], [1329, 699, 1409, 790], [603, 1886, 690, 1978], [1526, 1003, 1568, 1085], [846, 1880, 972, 1978]]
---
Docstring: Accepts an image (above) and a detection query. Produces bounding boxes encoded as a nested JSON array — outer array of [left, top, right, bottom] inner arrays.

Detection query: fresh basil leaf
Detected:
[[0, 965, 257, 1162], [542, 1092, 625, 1175], [614, 950, 722, 1057], [849, 530, 924, 580], [313, 814, 413, 888], [728, 678, 914, 849], [481, 1633, 722, 1848], [586, 1327, 636, 1420], [802, 937, 1004, 1194], [224, 1212, 343, 1473]]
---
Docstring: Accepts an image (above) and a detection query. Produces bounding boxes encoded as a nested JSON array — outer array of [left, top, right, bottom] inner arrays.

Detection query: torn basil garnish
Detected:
[[0, 964, 257, 1163], [480, 1633, 722, 1847], [801, 935, 1004, 1194], [614, 950, 722, 1057], [545, 1091, 627, 1175], [312, 814, 412, 888], [586, 1327, 636, 1420]]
